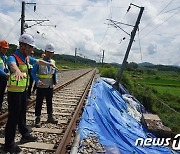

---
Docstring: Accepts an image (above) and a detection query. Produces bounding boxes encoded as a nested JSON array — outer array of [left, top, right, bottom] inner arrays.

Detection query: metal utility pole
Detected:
[[21, 1, 49, 35], [102, 50, 105, 66], [75, 48, 77, 63], [21, 1, 25, 35], [114, 4, 144, 89]]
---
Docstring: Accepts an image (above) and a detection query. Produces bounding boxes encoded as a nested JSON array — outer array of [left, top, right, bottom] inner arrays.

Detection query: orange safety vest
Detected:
[[7, 54, 30, 92]]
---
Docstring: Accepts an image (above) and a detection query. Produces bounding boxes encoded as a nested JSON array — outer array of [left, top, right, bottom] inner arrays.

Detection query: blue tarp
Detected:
[[78, 78, 174, 154]]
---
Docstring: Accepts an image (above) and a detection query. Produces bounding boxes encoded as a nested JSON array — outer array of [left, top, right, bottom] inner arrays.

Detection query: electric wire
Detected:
[[0, 14, 17, 25], [11, 0, 21, 7], [137, 29, 143, 62], [103, 6, 130, 54], [140, 0, 175, 32], [11, 0, 72, 51], [99, 0, 114, 47], [0, 0, 22, 39], [26, 5, 74, 51], [94, 0, 114, 62], [142, 6, 180, 22], [5, 19, 20, 39], [141, 9, 180, 39], [36, 3, 126, 9], [32, 11, 73, 51]]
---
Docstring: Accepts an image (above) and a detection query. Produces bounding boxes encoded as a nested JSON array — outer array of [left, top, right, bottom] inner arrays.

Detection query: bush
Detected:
[[121, 73, 134, 91], [152, 88, 158, 94], [103, 64, 113, 68], [100, 68, 117, 79], [136, 69, 144, 74], [133, 85, 154, 112], [146, 69, 157, 75], [155, 76, 160, 80]]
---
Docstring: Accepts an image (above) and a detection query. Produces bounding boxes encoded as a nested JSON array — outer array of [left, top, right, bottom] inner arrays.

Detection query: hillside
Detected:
[[7, 44, 96, 66], [7, 44, 180, 70], [138, 62, 154, 67]]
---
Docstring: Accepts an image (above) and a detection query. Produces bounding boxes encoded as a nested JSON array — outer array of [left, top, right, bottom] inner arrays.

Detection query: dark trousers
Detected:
[[5, 91, 29, 148], [0, 80, 7, 110], [35, 87, 53, 116]]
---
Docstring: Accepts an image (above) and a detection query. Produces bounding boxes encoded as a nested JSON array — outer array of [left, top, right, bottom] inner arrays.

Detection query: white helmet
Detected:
[[45, 43, 55, 53], [19, 33, 35, 47]]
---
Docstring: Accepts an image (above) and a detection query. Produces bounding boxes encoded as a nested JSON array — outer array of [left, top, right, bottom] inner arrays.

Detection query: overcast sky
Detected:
[[0, 0, 179, 66]]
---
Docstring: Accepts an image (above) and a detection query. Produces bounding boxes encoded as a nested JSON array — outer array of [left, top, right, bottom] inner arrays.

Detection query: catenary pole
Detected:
[[114, 6, 144, 89], [21, 1, 25, 35]]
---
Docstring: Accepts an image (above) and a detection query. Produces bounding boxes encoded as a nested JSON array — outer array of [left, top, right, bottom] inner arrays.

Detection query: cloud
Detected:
[[0, 0, 179, 66], [147, 43, 157, 55]]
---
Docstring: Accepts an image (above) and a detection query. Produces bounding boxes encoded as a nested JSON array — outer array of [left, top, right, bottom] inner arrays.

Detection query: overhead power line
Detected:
[[11, 0, 71, 51], [142, 6, 180, 21], [98, 0, 113, 46], [0, 14, 18, 25], [24, 2, 74, 50], [102, 7, 129, 51], [137, 29, 142, 62], [36, 3, 126, 8], [11, 0, 21, 7], [107, 19, 131, 36], [141, 0, 175, 32], [21, 1, 50, 35], [5, 19, 20, 39], [141, 9, 180, 39]]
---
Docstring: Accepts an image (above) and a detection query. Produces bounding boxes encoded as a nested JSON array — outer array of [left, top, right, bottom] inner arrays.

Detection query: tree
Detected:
[[127, 62, 138, 71]]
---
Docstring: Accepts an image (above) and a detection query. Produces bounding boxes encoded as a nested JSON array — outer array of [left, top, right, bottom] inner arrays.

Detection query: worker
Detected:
[[0, 40, 9, 111], [31, 43, 58, 128], [3, 34, 58, 153], [41, 53, 45, 58]]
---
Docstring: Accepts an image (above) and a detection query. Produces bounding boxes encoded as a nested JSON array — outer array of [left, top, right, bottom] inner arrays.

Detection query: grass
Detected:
[[141, 79, 180, 87], [152, 86, 180, 97], [131, 71, 180, 97]]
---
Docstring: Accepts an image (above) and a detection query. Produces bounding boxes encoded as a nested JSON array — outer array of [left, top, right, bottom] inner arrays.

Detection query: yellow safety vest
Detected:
[[36, 59, 55, 88], [7, 54, 30, 92], [28, 63, 33, 69], [0, 55, 8, 70], [37, 59, 55, 79]]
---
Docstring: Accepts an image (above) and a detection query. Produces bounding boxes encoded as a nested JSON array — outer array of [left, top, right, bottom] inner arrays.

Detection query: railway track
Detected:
[[0, 68, 97, 153]]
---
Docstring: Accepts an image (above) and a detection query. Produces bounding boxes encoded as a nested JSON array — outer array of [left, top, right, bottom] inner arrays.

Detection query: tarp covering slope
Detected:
[[78, 78, 174, 154]]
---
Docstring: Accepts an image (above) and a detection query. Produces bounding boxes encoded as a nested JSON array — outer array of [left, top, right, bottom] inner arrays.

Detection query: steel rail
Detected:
[[55, 69, 96, 154]]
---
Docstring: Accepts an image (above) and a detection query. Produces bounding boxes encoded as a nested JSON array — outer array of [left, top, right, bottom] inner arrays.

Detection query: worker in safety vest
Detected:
[[0, 40, 9, 111], [3, 34, 58, 153], [41, 53, 45, 58], [31, 43, 58, 128]]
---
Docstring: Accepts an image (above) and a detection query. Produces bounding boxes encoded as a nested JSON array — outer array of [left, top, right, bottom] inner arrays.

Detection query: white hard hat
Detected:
[[45, 43, 55, 53], [19, 33, 35, 47]]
